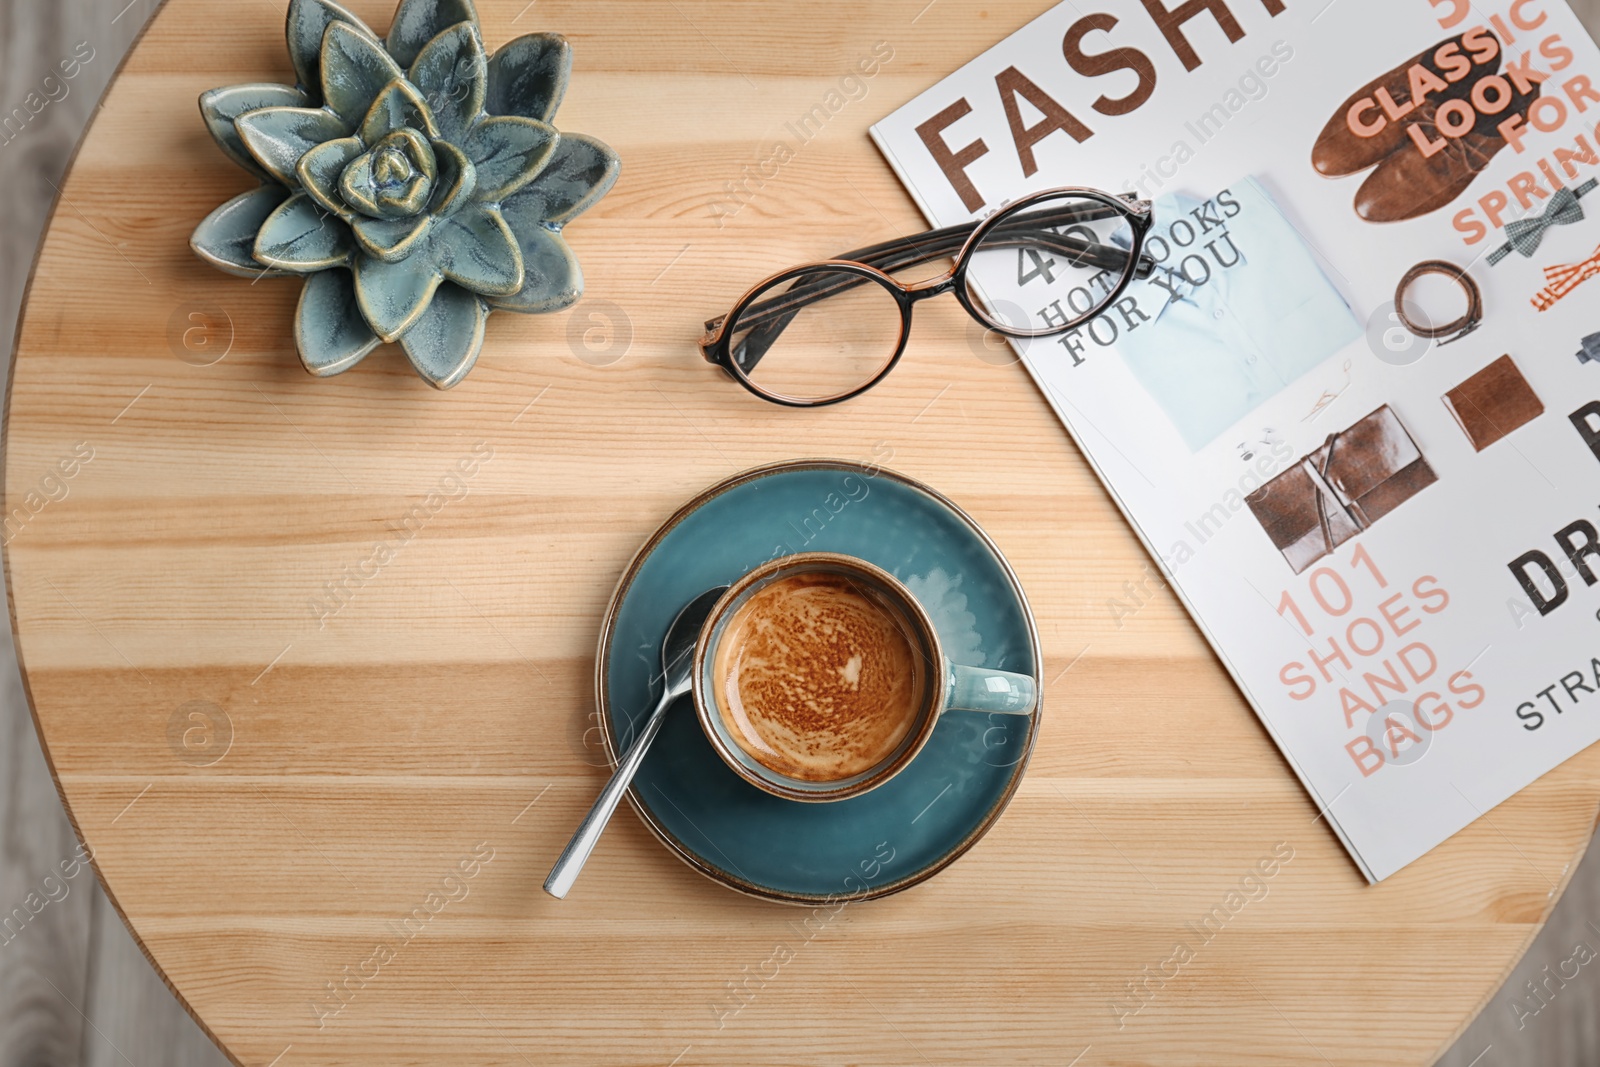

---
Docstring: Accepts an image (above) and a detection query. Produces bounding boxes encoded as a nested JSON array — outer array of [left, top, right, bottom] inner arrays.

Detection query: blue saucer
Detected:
[[597, 460, 1041, 904]]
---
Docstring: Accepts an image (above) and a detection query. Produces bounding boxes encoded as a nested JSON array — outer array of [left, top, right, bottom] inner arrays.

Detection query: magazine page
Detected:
[[871, 0, 1600, 880]]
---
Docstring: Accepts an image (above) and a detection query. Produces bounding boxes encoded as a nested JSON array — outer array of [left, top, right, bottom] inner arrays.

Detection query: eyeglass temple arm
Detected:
[[711, 227, 1152, 373], [846, 223, 1156, 284], [833, 199, 1154, 278], [703, 206, 1156, 349], [703, 203, 1156, 376]]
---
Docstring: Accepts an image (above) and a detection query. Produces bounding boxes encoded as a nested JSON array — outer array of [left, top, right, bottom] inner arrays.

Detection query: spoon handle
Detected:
[[543, 691, 674, 899]]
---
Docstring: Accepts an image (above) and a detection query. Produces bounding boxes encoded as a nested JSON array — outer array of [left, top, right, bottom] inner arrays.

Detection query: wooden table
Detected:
[[8, 1, 1599, 1064]]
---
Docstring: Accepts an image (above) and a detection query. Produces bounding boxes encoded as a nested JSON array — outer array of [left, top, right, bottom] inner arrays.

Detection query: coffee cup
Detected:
[[692, 552, 1036, 802]]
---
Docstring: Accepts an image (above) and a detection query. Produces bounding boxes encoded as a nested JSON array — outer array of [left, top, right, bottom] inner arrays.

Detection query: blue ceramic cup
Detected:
[[692, 552, 1036, 803]]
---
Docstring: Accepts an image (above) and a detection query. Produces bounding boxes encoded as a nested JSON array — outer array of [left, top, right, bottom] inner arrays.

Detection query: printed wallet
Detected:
[[1442, 354, 1544, 452]]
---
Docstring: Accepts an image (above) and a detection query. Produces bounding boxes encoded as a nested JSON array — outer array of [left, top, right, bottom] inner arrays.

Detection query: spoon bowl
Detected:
[[543, 585, 728, 899]]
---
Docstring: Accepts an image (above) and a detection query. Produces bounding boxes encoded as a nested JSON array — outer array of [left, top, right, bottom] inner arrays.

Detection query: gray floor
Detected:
[[1, 2, 1599, 1065], [0, 4, 237, 1064]]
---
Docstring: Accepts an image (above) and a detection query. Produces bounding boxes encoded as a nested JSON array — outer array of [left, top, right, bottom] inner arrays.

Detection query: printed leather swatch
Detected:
[[1442, 354, 1544, 451]]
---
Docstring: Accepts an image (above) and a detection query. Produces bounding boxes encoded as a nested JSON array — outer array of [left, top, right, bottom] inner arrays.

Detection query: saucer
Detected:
[[596, 460, 1042, 905]]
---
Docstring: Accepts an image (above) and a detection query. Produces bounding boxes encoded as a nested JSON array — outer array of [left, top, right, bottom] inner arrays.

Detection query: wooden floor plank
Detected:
[[82, 888, 230, 1067], [0, 640, 91, 1067], [0, 0, 116, 1061], [0, 1, 225, 1066]]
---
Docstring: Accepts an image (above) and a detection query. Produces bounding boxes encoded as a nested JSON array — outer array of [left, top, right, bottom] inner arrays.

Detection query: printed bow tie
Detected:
[[1490, 178, 1599, 266], [1532, 242, 1600, 311]]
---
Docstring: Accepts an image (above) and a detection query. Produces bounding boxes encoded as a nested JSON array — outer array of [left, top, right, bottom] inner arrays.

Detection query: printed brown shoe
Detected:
[[1311, 31, 1499, 178], [1353, 80, 1540, 223]]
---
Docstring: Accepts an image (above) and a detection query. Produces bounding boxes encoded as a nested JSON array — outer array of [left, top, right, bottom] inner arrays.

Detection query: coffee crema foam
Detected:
[[713, 571, 927, 782]]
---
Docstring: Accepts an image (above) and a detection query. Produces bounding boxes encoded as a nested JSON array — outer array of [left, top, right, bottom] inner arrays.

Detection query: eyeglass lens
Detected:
[[726, 266, 904, 403], [961, 193, 1137, 335]]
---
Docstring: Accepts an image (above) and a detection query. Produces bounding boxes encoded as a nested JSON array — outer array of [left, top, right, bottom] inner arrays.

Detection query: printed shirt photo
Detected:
[[1113, 177, 1360, 451]]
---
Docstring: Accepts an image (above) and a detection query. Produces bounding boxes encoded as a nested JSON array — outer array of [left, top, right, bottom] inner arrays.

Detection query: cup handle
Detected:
[[947, 664, 1036, 716]]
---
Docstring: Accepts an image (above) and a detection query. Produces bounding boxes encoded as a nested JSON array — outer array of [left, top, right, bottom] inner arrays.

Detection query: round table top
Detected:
[[8, 1, 1599, 1064]]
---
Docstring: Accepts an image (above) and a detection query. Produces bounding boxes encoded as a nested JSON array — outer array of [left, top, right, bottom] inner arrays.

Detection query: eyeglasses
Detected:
[[700, 187, 1156, 407]]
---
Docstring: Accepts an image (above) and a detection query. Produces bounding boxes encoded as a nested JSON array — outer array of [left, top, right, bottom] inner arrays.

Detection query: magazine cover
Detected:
[[871, 0, 1600, 880]]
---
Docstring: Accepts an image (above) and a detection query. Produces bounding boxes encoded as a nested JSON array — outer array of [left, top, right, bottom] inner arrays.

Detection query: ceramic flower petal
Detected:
[[485, 33, 570, 123], [409, 23, 487, 142], [430, 206, 522, 295], [487, 226, 580, 313], [191, 185, 295, 277], [399, 281, 486, 389], [387, 0, 477, 68], [286, 0, 376, 96], [200, 83, 311, 180], [360, 78, 439, 143], [499, 132, 619, 228], [354, 254, 444, 341], [295, 268, 382, 375], [463, 116, 556, 202], [427, 140, 477, 218], [321, 21, 405, 128], [236, 106, 351, 186], [297, 136, 365, 218], [352, 214, 433, 262], [255, 192, 355, 271]]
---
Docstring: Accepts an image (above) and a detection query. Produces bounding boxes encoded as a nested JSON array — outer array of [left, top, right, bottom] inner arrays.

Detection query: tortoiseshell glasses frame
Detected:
[[699, 187, 1157, 407]]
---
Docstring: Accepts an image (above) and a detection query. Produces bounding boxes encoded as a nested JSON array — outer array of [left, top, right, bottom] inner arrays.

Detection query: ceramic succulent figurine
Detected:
[[191, 0, 619, 388]]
